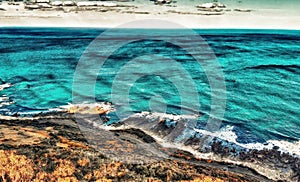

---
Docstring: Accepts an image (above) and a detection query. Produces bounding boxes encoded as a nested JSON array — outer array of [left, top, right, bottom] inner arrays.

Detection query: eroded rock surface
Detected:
[[0, 113, 275, 181]]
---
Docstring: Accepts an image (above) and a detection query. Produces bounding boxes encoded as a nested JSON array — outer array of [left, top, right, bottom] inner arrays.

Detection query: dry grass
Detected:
[[0, 118, 248, 182], [180, 175, 225, 182], [35, 159, 77, 181], [0, 150, 34, 181], [57, 136, 89, 149], [0, 125, 50, 146]]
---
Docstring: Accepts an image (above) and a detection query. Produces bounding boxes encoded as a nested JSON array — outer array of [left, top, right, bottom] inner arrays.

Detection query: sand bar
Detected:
[[0, 1, 300, 29]]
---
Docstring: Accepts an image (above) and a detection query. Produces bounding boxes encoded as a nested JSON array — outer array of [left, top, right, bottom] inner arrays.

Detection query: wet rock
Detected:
[[65, 103, 113, 115], [154, 0, 172, 5], [25, 4, 40, 10], [234, 9, 251, 12]]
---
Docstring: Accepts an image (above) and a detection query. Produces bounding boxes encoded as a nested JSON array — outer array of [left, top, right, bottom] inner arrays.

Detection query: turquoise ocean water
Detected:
[[0, 28, 299, 147]]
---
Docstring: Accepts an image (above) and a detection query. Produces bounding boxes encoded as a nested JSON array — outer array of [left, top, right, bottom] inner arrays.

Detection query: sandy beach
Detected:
[[0, 0, 300, 29]]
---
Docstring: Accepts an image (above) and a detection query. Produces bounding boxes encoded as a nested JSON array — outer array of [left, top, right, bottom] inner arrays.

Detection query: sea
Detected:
[[0, 27, 299, 156]]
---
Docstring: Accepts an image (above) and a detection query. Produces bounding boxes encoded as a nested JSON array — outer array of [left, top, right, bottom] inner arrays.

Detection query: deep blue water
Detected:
[[0, 28, 299, 145]]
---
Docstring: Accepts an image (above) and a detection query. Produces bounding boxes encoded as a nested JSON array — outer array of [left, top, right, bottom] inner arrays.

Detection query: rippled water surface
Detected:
[[0, 28, 299, 145]]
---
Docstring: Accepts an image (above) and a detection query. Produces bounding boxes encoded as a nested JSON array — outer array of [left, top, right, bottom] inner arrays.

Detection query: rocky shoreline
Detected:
[[1, 112, 297, 181]]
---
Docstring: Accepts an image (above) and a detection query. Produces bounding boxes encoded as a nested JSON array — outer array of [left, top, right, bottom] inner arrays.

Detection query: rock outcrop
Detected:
[[0, 112, 274, 181]]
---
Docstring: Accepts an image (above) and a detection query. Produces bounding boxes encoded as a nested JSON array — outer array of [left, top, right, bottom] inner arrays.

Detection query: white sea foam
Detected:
[[0, 95, 14, 108], [0, 83, 13, 108], [195, 126, 300, 157], [0, 83, 12, 91], [267, 140, 300, 156], [0, 96, 9, 102], [0, 101, 14, 108], [133, 111, 199, 121]]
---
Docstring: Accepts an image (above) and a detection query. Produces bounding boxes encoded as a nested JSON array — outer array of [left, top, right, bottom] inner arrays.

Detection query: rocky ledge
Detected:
[[0, 112, 281, 181]]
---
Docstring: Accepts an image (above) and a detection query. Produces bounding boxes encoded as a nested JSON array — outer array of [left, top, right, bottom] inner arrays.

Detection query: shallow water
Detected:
[[0, 28, 299, 147]]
